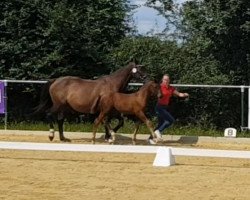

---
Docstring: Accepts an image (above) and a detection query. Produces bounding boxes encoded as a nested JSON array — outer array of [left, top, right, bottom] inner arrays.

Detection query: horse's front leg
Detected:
[[104, 113, 124, 143], [104, 125, 111, 141], [113, 113, 124, 133], [57, 112, 71, 142], [104, 119, 116, 144], [132, 122, 140, 145]]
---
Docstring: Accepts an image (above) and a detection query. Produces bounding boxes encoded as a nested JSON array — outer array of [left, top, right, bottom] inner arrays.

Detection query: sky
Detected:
[[132, 0, 187, 34]]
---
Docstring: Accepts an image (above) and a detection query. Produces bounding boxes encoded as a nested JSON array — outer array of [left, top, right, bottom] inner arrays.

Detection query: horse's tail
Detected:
[[31, 79, 56, 116]]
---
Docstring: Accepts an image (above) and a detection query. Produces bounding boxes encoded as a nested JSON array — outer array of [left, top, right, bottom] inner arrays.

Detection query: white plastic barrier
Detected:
[[0, 141, 250, 167]]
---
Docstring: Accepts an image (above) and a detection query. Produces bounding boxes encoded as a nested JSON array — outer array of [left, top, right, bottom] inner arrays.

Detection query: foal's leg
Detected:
[[104, 116, 112, 141], [92, 112, 106, 144], [135, 111, 156, 142], [132, 122, 140, 145]]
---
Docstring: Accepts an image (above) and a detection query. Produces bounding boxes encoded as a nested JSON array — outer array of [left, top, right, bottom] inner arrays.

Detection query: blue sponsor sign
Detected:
[[0, 82, 5, 114]]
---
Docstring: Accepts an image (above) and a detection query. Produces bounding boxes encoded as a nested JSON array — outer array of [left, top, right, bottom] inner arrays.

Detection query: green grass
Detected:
[[0, 120, 248, 137]]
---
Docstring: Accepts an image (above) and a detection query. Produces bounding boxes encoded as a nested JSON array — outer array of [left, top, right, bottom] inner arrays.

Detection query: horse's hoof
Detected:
[[110, 130, 115, 136], [108, 139, 114, 144], [105, 137, 111, 142]]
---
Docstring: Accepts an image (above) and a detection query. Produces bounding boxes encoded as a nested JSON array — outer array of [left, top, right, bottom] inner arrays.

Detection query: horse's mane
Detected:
[[97, 62, 136, 83], [138, 81, 154, 90], [108, 62, 136, 77]]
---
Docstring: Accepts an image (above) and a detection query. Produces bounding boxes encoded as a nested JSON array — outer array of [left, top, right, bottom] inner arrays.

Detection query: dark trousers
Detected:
[[155, 104, 175, 133]]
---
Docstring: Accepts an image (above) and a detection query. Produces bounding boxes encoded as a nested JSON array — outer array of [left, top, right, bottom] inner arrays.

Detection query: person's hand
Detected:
[[183, 93, 189, 101]]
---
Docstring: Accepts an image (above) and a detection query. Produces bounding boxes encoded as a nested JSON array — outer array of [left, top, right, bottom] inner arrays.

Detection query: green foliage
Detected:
[[0, 0, 130, 79], [131, 0, 249, 130], [0, 0, 249, 133], [181, 0, 250, 85], [105, 36, 181, 80], [176, 0, 249, 129]]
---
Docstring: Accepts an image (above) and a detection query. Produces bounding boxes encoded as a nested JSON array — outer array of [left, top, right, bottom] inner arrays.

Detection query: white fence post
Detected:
[[3, 80, 8, 130], [248, 87, 250, 130]]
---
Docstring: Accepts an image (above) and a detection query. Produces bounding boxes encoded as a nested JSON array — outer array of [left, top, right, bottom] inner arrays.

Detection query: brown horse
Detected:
[[93, 80, 162, 144], [34, 62, 147, 141]]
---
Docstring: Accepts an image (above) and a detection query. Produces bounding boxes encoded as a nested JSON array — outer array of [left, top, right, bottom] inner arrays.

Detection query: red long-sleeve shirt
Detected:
[[158, 84, 176, 106]]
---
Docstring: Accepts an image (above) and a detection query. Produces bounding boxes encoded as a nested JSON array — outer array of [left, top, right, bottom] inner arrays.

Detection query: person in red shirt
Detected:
[[148, 74, 189, 144]]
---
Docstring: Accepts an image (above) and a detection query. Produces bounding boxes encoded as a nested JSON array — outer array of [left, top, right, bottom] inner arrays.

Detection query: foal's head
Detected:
[[144, 80, 162, 98]]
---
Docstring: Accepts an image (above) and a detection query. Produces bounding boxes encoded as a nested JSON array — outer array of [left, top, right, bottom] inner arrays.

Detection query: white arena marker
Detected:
[[153, 147, 175, 167], [224, 127, 237, 138]]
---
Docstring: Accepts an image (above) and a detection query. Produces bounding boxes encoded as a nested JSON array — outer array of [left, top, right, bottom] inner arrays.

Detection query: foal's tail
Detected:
[[31, 79, 56, 116]]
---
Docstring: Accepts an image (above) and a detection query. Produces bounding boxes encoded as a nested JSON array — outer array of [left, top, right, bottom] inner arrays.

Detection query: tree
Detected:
[[181, 0, 250, 85], [178, 0, 250, 129], [141, 0, 249, 129], [0, 0, 131, 80], [0, 0, 132, 122]]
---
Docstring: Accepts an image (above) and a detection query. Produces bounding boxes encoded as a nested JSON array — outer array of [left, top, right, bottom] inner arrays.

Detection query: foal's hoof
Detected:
[[148, 138, 157, 145], [48, 136, 54, 141], [60, 137, 71, 142]]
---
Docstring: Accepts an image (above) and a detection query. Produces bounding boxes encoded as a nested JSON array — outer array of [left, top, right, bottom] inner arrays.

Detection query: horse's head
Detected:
[[107, 62, 149, 92], [128, 62, 148, 82]]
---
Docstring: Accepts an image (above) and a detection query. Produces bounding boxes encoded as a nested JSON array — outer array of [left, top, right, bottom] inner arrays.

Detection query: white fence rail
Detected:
[[0, 141, 250, 167], [0, 79, 250, 130], [1, 141, 250, 159]]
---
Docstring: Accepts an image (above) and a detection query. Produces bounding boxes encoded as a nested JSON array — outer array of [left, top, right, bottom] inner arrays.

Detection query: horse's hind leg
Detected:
[[47, 105, 60, 141], [46, 113, 55, 141]]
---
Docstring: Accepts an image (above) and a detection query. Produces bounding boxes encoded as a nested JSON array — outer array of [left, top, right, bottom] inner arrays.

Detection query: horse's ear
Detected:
[[136, 64, 144, 68], [153, 79, 158, 83], [136, 64, 146, 72], [128, 62, 136, 67]]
